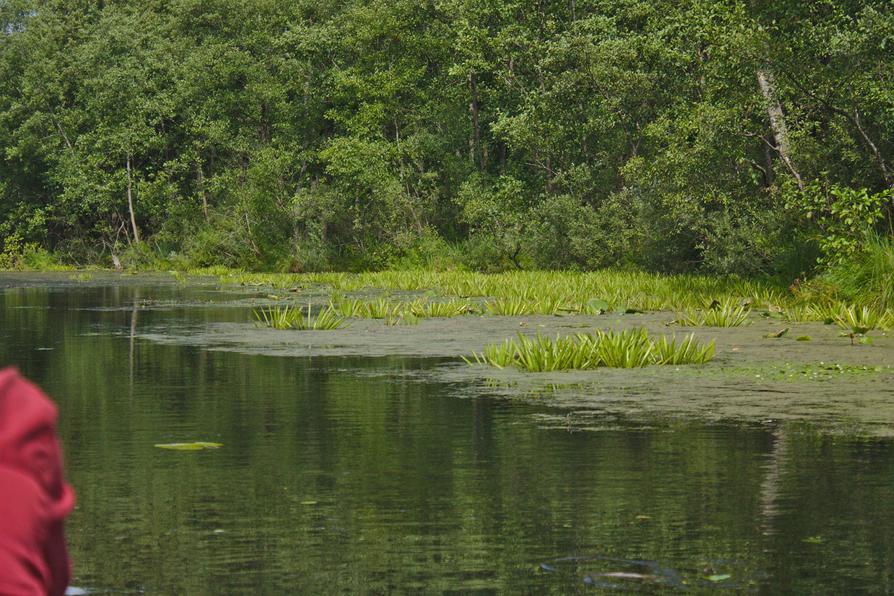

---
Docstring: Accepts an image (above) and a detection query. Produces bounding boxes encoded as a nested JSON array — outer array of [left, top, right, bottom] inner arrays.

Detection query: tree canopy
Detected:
[[1, 0, 892, 273]]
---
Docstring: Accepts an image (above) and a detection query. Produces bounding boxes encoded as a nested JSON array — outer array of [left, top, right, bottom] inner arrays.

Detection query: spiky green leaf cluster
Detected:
[[466, 329, 715, 372]]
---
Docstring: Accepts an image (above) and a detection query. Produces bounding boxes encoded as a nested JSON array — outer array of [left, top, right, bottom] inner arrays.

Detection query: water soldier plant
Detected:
[[465, 329, 715, 372], [675, 299, 751, 327], [253, 304, 346, 330], [217, 270, 796, 315]]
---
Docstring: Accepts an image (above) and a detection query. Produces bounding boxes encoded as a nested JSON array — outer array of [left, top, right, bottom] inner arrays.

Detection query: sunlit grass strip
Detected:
[[253, 304, 345, 330], [216, 270, 795, 314], [329, 295, 475, 319], [465, 330, 715, 372]]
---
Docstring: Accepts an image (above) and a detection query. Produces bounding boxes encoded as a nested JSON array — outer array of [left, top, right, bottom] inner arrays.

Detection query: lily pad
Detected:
[[154, 442, 223, 451]]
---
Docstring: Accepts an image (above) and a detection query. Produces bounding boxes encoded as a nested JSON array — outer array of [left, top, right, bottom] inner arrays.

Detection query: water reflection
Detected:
[[1, 278, 893, 593]]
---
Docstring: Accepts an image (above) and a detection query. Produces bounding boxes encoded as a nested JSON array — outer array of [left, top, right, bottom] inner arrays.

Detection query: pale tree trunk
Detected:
[[757, 70, 804, 190], [126, 153, 141, 243]]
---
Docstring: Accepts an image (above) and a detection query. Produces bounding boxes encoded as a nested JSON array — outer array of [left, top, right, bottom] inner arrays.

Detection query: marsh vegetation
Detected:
[[465, 330, 715, 372]]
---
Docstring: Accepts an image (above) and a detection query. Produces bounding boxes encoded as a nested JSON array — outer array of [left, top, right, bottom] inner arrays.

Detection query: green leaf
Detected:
[[586, 298, 609, 314], [706, 574, 731, 582], [154, 442, 223, 451], [765, 327, 789, 338]]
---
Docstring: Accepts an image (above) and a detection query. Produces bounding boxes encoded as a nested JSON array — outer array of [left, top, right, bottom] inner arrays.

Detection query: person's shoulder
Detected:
[[0, 368, 73, 514]]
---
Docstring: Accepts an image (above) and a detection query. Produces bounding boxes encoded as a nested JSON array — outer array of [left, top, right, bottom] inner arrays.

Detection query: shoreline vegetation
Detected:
[[1, 2, 893, 305]]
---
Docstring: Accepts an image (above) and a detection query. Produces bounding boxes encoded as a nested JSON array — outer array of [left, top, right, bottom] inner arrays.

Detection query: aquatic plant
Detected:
[[360, 298, 402, 319], [466, 329, 715, 372], [463, 338, 518, 369], [329, 295, 367, 318], [254, 305, 300, 329], [219, 270, 797, 315], [833, 304, 881, 336], [253, 304, 345, 330], [651, 333, 715, 365], [385, 312, 420, 326], [513, 334, 596, 372], [591, 328, 654, 368], [485, 297, 536, 316], [676, 299, 750, 327], [410, 298, 474, 318]]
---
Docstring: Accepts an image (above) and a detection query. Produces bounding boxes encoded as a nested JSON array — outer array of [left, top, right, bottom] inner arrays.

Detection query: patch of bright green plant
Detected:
[[410, 298, 474, 318], [833, 304, 882, 335], [465, 329, 715, 372], [216, 270, 798, 314], [253, 304, 345, 330], [675, 299, 750, 327]]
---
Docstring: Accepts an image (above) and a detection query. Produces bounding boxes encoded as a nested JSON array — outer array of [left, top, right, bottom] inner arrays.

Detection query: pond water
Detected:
[[2, 274, 893, 593]]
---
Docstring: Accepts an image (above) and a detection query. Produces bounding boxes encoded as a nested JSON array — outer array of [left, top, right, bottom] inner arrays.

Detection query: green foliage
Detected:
[[792, 185, 893, 265], [466, 329, 715, 372], [676, 299, 751, 327], [823, 233, 894, 310], [833, 304, 882, 336], [254, 304, 346, 330], [1, 0, 893, 282]]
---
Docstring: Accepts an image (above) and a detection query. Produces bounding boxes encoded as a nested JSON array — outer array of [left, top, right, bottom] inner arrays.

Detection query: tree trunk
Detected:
[[757, 70, 804, 190], [126, 153, 141, 243]]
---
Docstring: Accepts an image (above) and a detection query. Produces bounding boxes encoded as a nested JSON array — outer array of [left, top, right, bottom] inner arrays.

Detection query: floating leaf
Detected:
[[765, 327, 789, 338], [586, 298, 610, 314], [803, 536, 824, 544], [796, 335, 812, 341], [706, 574, 731, 582], [154, 442, 223, 451], [300, 500, 319, 506]]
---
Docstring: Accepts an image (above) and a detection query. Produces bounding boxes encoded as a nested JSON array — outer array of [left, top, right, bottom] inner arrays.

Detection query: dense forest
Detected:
[[0, 0, 892, 274]]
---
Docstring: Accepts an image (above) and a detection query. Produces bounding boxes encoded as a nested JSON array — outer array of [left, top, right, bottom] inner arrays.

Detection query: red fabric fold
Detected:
[[0, 368, 75, 596]]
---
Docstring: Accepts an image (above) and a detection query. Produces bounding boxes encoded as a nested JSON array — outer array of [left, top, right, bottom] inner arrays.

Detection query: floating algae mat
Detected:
[[4, 272, 894, 592]]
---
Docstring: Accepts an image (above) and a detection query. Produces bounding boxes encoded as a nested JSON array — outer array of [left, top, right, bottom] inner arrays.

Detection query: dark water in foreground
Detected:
[[2, 276, 894, 593]]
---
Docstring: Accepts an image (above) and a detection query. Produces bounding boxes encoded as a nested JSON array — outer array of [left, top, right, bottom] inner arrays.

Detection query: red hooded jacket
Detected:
[[0, 368, 75, 595]]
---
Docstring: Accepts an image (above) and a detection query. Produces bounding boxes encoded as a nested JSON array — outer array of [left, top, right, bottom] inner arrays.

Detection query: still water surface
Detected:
[[1, 276, 893, 593]]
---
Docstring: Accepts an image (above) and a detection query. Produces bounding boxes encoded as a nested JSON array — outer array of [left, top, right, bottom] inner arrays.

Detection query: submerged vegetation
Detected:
[[465, 329, 715, 372]]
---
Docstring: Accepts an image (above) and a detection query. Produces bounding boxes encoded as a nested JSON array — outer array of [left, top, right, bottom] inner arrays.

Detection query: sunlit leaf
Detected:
[[154, 442, 223, 451]]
